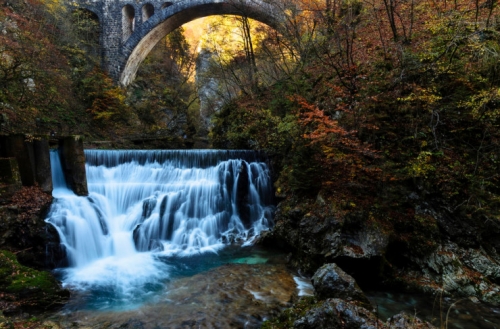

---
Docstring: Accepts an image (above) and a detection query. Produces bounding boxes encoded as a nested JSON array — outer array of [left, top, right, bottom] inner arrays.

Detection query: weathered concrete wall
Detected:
[[0, 158, 22, 204], [58, 136, 88, 196], [68, 0, 286, 85], [0, 158, 21, 185], [0, 134, 36, 186], [33, 137, 53, 193], [0, 135, 53, 193]]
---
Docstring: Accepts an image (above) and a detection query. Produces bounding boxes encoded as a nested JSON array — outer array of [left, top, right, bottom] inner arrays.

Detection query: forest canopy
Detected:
[[0, 0, 499, 224]]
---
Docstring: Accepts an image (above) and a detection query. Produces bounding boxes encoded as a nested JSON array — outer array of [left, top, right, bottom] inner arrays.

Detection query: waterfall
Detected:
[[46, 150, 274, 301], [50, 149, 69, 191]]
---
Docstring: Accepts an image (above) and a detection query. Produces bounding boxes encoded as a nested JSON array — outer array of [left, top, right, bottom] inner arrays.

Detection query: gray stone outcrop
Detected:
[[312, 263, 371, 307], [293, 299, 436, 329], [399, 241, 500, 305], [293, 298, 381, 329]]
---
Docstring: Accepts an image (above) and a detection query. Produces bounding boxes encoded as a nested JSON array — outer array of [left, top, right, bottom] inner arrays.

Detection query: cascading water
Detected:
[[46, 149, 275, 310], [45, 149, 500, 329]]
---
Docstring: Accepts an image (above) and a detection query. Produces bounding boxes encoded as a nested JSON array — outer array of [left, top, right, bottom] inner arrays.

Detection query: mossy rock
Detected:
[[0, 250, 69, 315], [261, 296, 318, 329]]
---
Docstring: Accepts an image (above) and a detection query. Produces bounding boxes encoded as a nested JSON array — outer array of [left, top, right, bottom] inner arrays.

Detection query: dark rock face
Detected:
[[386, 312, 436, 329], [0, 183, 68, 316], [236, 161, 251, 228], [265, 193, 500, 305], [0, 185, 64, 269], [264, 297, 436, 329], [312, 263, 371, 307], [293, 298, 383, 329], [262, 197, 389, 275], [384, 203, 500, 304], [292, 300, 436, 329], [393, 242, 500, 305]]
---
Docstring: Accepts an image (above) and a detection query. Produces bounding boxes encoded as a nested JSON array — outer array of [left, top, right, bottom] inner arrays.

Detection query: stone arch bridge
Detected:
[[68, 0, 287, 86]]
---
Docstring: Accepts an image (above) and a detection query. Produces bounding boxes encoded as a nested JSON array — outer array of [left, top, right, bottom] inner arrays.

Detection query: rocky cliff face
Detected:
[[195, 49, 236, 133], [263, 193, 500, 306]]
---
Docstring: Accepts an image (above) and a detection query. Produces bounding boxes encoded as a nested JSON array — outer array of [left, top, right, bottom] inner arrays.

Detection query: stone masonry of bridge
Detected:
[[68, 0, 286, 86]]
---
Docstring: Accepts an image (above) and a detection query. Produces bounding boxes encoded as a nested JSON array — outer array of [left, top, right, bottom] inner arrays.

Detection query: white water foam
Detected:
[[293, 276, 314, 297], [46, 150, 274, 304]]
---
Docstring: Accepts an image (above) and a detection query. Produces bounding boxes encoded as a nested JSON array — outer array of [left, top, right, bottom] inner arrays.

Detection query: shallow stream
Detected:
[[48, 246, 306, 328], [43, 149, 499, 329]]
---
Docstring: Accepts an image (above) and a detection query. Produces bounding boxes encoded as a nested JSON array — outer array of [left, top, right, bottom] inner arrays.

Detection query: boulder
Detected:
[[312, 263, 371, 307], [293, 298, 382, 329], [387, 312, 436, 329]]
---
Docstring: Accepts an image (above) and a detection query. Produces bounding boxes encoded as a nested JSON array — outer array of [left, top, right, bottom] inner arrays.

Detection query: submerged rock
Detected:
[[312, 263, 371, 307]]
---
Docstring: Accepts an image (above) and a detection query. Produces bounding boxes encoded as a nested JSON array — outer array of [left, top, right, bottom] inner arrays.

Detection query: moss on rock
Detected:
[[0, 250, 69, 315], [261, 296, 318, 329]]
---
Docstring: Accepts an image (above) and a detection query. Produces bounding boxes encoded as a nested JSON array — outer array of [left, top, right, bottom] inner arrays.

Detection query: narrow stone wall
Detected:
[[0, 134, 52, 192], [0, 158, 22, 204], [0, 134, 36, 186], [58, 136, 88, 196], [33, 137, 53, 193]]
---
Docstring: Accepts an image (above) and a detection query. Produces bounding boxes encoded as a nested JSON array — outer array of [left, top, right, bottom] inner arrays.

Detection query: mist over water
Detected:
[[46, 149, 275, 310]]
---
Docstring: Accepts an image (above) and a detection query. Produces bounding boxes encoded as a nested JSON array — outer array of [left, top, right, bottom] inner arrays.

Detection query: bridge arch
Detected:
[[119, 0, 285, 86]]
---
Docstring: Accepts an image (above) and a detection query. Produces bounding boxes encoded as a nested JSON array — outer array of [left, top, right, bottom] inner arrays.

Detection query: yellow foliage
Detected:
[[41, 0, 67, 15], [199, 16, 267, 62], [408, 151, 435, 178]]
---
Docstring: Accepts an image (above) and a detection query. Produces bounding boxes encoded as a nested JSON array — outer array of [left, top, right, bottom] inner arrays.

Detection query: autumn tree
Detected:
[[128, 27, 198, 136]]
